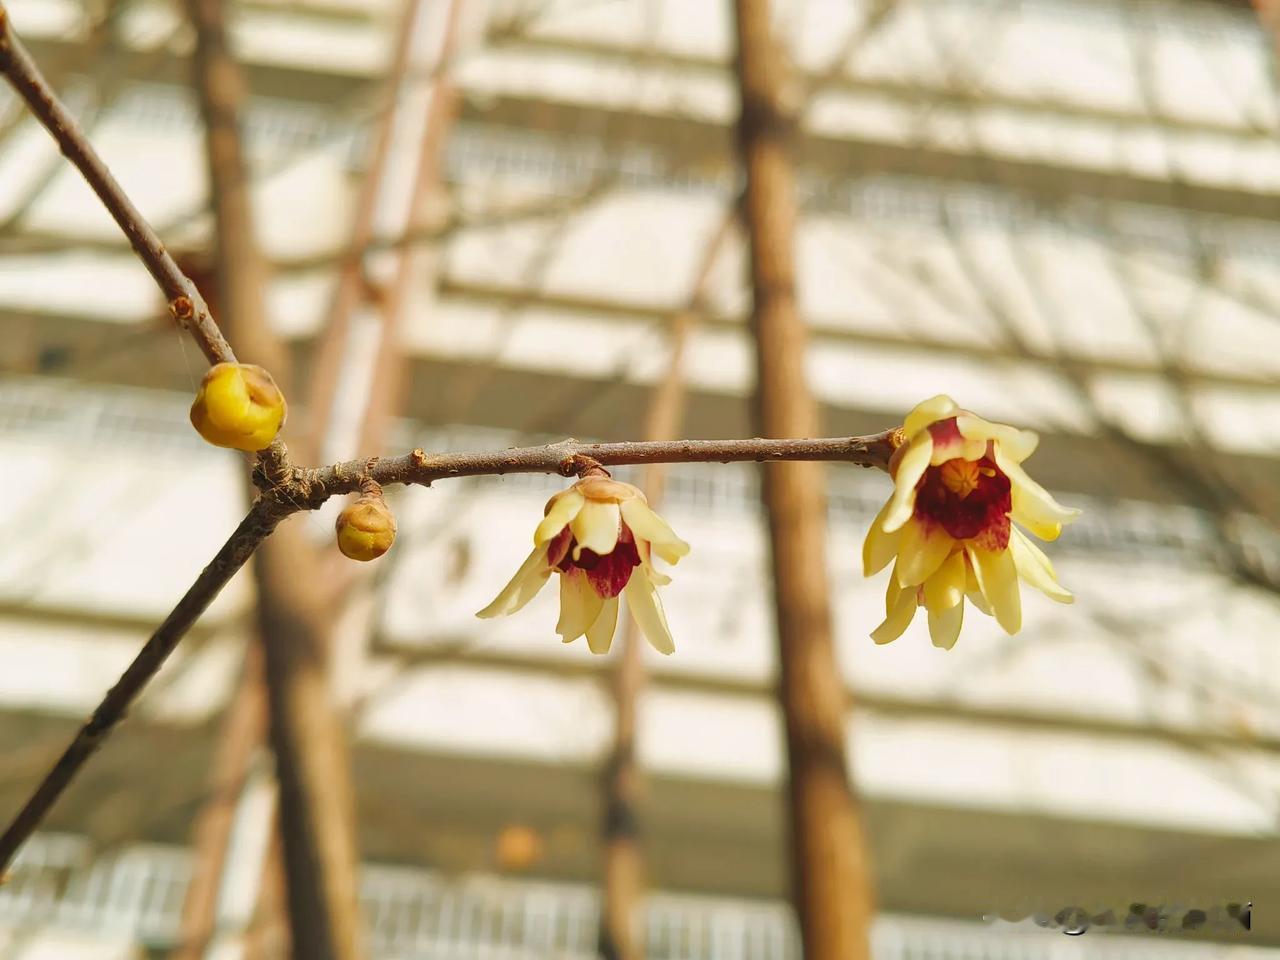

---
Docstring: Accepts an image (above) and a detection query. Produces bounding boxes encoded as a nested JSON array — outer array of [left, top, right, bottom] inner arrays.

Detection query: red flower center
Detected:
[[547, 522, 640, 599], [914, 454, 1011, 550]]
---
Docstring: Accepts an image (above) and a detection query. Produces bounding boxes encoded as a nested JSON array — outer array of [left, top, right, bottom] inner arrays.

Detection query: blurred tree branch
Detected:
[[598, 206, 737, 960]]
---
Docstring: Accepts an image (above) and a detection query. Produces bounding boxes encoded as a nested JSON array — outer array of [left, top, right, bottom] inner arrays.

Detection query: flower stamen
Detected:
[[940, 459, 980, 499]]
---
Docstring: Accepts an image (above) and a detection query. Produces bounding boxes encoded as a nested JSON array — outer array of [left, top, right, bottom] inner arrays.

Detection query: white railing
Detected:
[[0, 835, 1265, 960]]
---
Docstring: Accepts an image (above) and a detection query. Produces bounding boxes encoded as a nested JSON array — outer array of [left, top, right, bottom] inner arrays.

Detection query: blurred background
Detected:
[[0, 0, 1278, 957]]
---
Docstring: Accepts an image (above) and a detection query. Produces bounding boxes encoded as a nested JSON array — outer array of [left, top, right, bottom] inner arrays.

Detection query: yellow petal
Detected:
[[966, 543, 1021, 635], [624, 570, 675, 655], [956, 414, 1039, 463], [871, 585, 918, 644], [619, 499, 689, 565], [576, 477, 642, 502], [966, 589, 993, 616], [477, 545, 552, 618], [903, 394, 959, 438], [862, 499, 903, 576], [923, 550, 965, 613], [928, 598, 964, 650], [994, 447, 1080, 542], [962, 560, 993, 615], [883, 432, 934, 533], [570, 499, 621, 560], [636, 539, 672, 586], [534, 489, 585, 546], [896, 520, 955, 587], [930, 429, 987, 465], [557, 569, 603, 642], [586, 597, 620, 655], [1010, 526, 1073, 604], [201, 364, 253, 431]]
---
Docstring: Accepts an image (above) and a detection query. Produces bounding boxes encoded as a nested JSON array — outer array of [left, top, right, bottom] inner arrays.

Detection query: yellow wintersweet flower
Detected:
[[477, 476, 690, 654], [863, 394, 1080, 649], [190, 362, 287, 452]]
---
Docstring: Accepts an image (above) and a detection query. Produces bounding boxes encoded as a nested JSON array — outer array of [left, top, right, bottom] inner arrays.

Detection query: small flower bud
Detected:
[[335, 486, 397, 561], [189, 362, 287, 452]]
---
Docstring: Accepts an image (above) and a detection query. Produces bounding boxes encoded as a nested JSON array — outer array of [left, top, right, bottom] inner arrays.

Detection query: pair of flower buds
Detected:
[[190, 362, 395, 562], [192, 364, 1080, 654]]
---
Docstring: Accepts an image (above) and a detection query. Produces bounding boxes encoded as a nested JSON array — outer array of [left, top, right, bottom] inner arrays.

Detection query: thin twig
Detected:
[[292, 433, 898, 508], [0, 503, 281, 872], [0, 5, 233, 366]]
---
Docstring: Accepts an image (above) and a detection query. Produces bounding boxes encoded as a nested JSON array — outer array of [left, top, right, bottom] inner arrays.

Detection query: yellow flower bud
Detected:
[[335, 490, 397, 561], [189, 362, 287, 452]]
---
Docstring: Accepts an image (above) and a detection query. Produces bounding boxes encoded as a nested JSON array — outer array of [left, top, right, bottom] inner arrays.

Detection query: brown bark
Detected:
[[730, 2, 876, 958], [183, 1, 364, 958], [599, 212, 736, 960], [169, 646, 268, 960]]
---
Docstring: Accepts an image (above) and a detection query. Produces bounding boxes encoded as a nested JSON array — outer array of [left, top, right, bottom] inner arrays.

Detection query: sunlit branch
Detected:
[[0, 5, 233, 366], [0, 504, 281, 873]]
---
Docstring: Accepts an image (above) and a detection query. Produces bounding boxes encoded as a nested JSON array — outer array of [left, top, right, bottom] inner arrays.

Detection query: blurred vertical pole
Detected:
[[301, 0, 425, 465], [307, 0, 461, 467], [1255, 0, 1280, 35], [599, 211, 735, 960], [169, 646, 267, 960], [184, 1, 364, 958], [169, 1, 440, 953], [730, 3, 876, 959]]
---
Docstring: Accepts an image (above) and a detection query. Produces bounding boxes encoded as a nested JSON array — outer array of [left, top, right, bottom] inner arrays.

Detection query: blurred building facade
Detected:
[[0, 0, 1278, 957]]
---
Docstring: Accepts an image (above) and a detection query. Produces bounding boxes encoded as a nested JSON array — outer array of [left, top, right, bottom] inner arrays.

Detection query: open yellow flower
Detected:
[[190, 362, 287, 452], [477, 476, 690, 654], [863, 395, 1080, 649]]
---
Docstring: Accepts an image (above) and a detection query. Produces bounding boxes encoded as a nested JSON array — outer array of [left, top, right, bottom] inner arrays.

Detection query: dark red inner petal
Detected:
[[914, 455, 1011, 548], [927, 416, 963, 446], [554, 522, 640, 599]]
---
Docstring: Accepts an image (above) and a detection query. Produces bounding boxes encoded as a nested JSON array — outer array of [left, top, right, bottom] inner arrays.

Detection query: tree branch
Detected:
[[0, 6, 234, 367], [294, 432, 897, 507], [0, 503, 281, 873]]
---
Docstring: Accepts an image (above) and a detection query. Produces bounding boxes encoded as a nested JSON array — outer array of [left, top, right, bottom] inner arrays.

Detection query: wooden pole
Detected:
[[730, 2, 876, 958], [184, 1, 364, 957], [599, 210, 736, 960], [168, 646, 268, 960]]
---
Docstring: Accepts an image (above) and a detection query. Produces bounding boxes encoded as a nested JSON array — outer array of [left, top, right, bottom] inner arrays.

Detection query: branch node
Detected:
[[169, 295, 194, 327], [561, 454, 609, 479], [358, 463, 382, 500]]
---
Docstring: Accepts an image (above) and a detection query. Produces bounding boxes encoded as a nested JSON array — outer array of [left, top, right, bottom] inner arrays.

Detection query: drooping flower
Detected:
[[862, 395, 1080, 649], [190, 362, 287, 452], [477, 475, 689, 654]]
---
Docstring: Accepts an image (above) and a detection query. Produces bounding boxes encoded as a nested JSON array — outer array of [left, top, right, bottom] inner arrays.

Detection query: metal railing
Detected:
[[0, 834, 1266, 960]]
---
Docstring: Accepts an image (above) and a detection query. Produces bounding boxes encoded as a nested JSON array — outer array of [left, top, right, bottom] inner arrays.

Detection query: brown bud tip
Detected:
[[336, 494, 397, 561], [170, 296, 194, 322]]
